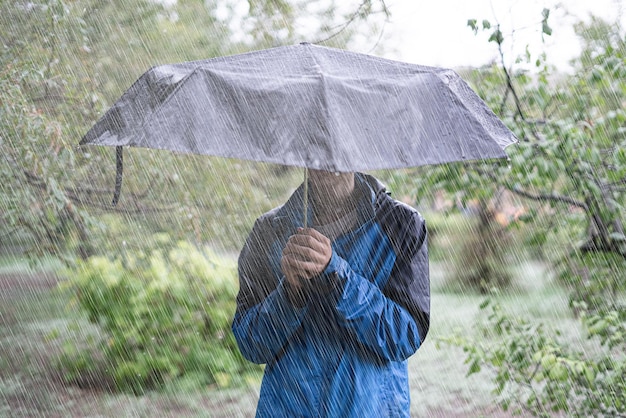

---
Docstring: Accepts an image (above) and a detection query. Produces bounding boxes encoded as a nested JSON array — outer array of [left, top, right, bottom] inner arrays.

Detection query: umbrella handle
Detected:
[[303, 168, 308, 227]]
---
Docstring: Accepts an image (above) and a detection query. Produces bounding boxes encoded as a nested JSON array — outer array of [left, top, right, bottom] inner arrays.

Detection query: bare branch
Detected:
[[312, 0, 389, 45], [510, 185, 588, 211], [21, 169, 181, 215], [492, 28, 546, 143], [473, 167, 589, 211], [71, 178, 157, 200], [0, 227, 21, 240], [499, 86, 510, 116], [496, 39, 526, 120], [69, 198, 180, 214]]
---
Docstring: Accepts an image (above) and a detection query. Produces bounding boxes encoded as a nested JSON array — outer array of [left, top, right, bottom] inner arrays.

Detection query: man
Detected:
[[232, 169, 430, 417]]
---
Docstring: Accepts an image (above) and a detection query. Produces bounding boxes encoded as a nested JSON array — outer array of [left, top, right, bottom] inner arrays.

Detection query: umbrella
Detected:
[[80, 42, 517, 214]]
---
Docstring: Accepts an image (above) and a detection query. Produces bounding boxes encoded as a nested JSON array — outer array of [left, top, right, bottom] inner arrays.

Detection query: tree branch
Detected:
[[21, 169, 181, 215], [312, 0, 389, 44], [496, 36, 526, 120], [510, 186, 588, 211], [68, 196, 180, 214], [70, 178, 156, 200], [493, 28, 546, 143]]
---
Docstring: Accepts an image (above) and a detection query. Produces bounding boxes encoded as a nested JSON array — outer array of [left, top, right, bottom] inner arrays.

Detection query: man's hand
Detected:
[[281, 228, 332, 289]]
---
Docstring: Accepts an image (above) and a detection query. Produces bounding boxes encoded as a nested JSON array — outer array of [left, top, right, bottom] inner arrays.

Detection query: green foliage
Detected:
[[557, 251, 626, 314], [442, 299, 626, 417], [1, 0, 387, 262], [434, 12, 626, 416], [407, 11, 626, 309], [60, 236, 260, 394], [0, 43, 94, 260]]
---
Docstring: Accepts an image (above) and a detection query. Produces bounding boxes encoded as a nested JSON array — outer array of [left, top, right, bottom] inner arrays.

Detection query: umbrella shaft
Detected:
[[303, 168, 308, 227]]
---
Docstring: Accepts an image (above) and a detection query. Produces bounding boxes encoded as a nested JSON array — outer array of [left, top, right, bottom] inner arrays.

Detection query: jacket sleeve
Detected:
[[323, 209, 429, 362], [231, 217, 308, 365]]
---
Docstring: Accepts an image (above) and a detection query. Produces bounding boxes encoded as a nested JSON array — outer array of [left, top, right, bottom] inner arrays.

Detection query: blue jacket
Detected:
[[232, 173, 430, 417]]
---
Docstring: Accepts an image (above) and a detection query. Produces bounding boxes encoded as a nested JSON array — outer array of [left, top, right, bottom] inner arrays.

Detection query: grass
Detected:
[[0, 255, 583, 417]]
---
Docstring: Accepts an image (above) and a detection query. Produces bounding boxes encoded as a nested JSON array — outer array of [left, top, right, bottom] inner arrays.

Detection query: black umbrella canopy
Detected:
[[81, 42, 517, 173]]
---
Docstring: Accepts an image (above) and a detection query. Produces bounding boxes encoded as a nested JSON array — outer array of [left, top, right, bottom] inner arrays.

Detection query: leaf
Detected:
[[468, 358, 482, 375], [542, 21, 552, 36], [488, 28, 504, 44], [584, 366, 595, 384], [548, 362, 568, 381], [467, 19, 478, 33]]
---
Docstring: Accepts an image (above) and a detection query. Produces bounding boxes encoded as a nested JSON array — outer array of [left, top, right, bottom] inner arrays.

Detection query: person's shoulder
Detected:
[[360, 173, 424, 223], [250, 201, 297, 237], [377, 193, 425, 225], [254, 204, 283, 224], [376, 194, 427, 255]]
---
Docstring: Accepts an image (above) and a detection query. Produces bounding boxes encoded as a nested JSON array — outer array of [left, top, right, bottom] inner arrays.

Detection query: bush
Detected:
[[451, 210, 514, 293], [60, 235, 260, 394], [441, 299, 626, 417], [426, 207, 515, 294], [557, 251, 626, 315]]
